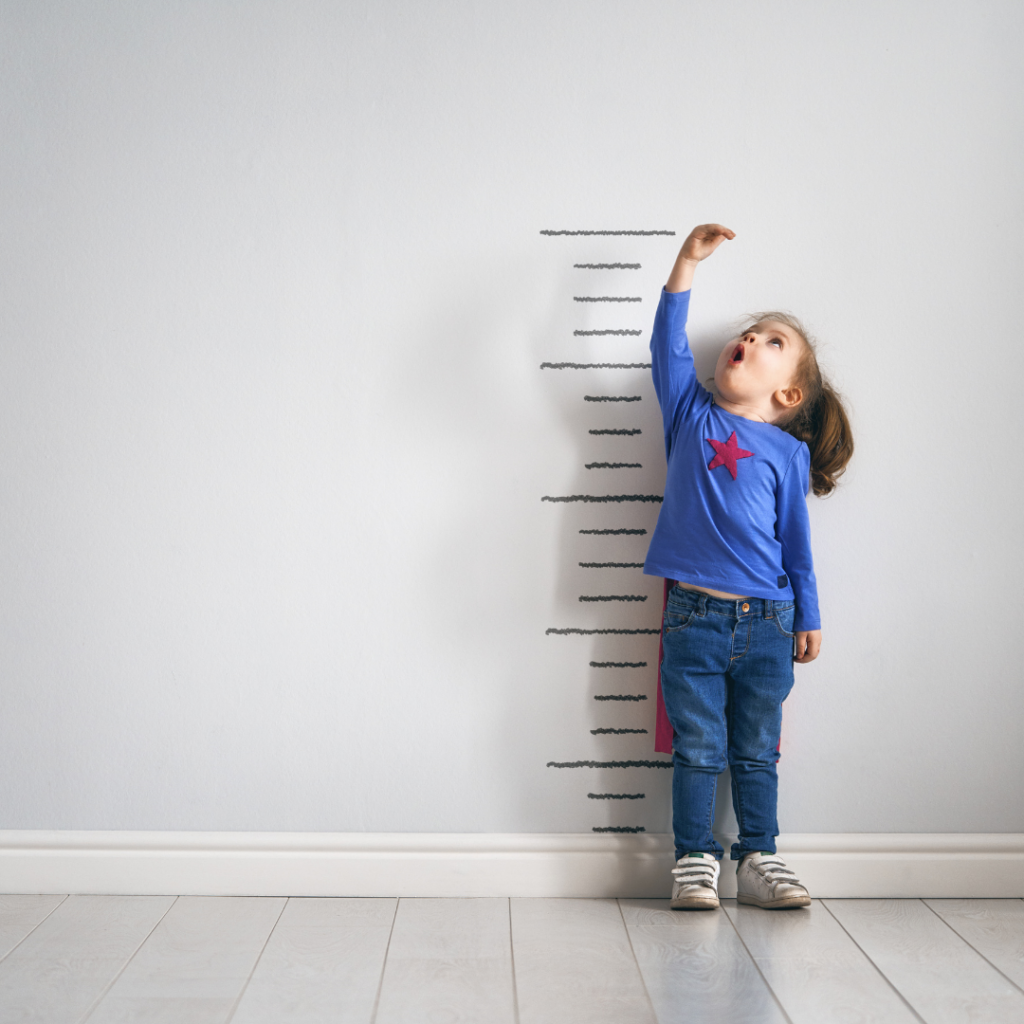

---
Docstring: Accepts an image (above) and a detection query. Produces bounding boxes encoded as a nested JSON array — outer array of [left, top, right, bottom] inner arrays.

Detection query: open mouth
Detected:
[[731, 343, 744, 363]]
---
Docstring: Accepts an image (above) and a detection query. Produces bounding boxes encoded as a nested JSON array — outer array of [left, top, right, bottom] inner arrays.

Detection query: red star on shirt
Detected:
[[705, 431, 754, 480]]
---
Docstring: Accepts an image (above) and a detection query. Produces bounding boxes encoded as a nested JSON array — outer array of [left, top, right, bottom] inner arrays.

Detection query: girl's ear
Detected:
[[775, 385, 803, 410]]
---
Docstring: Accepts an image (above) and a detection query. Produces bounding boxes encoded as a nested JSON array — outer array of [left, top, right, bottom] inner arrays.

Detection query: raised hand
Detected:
[[666, 223, 736, 292], [680, 223, 736, 263]]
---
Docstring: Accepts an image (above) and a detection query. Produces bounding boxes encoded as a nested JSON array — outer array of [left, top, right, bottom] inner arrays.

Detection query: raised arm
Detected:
[[666, 223, 736, 293]]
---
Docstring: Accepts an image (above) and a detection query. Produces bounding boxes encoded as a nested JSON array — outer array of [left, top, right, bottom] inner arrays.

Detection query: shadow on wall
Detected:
[[367, 245, 594, 829]]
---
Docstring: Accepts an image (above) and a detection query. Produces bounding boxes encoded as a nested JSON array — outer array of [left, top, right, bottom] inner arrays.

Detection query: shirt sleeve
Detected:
[[775, 443, 821, 632], [650, 288, 704, 454]]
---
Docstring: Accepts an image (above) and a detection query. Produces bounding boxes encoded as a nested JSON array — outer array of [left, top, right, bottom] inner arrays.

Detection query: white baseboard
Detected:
[[1, 831, 1022, 898]]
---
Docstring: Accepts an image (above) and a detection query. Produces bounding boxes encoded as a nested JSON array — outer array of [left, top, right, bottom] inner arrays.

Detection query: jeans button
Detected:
[[742, 602, 750, 612]]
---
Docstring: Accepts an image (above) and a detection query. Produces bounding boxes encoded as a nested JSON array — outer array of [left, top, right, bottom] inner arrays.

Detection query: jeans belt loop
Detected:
[[765, 599, 773, 620], [697, 593, 707, 616]]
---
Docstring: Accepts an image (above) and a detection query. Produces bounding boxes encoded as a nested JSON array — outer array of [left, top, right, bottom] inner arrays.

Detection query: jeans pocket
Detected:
[[664, 605, 697, 634], [772, 603, 796, 638]]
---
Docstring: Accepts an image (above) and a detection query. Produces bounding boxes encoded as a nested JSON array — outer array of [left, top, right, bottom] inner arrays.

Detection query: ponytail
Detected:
[[783, 379, 854, 497]]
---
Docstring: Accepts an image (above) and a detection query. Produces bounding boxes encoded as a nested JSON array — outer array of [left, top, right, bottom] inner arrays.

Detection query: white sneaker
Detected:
[[736, 851, 811, 908], [670, 852, 721, 910]]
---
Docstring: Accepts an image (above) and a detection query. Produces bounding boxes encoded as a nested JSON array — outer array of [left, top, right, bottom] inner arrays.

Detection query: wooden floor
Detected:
[[1, 896, 1023, 1022]]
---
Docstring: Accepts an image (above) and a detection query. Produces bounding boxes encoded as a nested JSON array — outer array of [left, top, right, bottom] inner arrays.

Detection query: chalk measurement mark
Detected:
[[542, 494, 662, 503], [541, 362, 651, 369], [540, 231, 668, 838], [540, 230, 675, 236], [546, 759, 671, 767], [547, 627, 660, 635]]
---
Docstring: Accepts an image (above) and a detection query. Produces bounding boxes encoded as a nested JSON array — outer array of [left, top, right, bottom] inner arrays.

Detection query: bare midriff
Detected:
[[672, 580, 750, 600]]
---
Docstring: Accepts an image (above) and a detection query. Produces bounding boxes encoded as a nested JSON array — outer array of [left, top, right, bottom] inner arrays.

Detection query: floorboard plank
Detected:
[[824, 898, 1024, 1024], [0, 895, 68, 962], [83, 895, 286, 1023], [375, 897, 515, 1024], [924, 899, 1024, 992], [511, 898, 656, 1024], [621, 898, 786, 1024], [230, 897, 397, 1024], [723, 898, 918, 1024], [0, 894, 175, 1022]]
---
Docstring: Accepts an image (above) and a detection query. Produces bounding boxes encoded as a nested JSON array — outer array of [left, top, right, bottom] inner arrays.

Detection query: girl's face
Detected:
[[713, 320, 805, 418]]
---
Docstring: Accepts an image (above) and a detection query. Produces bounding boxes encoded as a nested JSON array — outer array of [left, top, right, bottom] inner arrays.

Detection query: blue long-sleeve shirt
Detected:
[[643, 288, 821, 632]]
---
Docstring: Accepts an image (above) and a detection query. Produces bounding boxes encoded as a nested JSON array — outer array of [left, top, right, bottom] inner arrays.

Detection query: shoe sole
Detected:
[[736, 893, 811, 909], [670, 897, 720, 910]]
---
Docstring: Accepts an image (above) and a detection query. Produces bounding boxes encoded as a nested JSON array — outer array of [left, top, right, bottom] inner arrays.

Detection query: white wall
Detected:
[[1, 0, 1021, 836]]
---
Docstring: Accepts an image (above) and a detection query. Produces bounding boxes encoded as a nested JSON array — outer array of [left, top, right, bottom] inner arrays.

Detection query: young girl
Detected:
[[644, 224, 853, 910]]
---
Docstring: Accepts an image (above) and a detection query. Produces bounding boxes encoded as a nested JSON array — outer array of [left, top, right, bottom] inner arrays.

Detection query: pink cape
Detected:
[[654, 578, 673, 754]]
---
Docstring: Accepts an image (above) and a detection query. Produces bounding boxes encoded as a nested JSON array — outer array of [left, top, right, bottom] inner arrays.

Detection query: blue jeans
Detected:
[[660, 585, 796, 861]]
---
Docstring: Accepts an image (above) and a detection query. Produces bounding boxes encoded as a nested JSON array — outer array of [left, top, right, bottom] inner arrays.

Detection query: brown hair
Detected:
[[742, 312, 854, 497]]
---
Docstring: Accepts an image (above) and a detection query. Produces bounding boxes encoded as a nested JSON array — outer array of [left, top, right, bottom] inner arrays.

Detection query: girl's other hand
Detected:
[[794, 630, 821, 664], [680, 223, 736, 264]]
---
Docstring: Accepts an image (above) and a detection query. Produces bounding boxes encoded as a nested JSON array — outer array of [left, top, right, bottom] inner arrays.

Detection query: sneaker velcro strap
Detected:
[[672, 863, 716, 887], [752, 857, 804, 889]]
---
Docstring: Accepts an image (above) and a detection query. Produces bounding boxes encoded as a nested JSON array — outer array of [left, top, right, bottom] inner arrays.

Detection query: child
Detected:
[[643, 224, 853, 910]]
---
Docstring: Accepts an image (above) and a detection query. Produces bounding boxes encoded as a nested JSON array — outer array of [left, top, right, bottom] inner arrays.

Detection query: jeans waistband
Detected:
[[668, 584, 792, 620]]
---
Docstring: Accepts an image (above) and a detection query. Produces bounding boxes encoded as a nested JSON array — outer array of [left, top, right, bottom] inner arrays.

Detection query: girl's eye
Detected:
[[769, 339, 782, 348]]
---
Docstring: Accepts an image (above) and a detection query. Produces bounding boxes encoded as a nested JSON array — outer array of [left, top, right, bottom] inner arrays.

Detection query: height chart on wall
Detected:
[[538, 229, 676, 834]]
